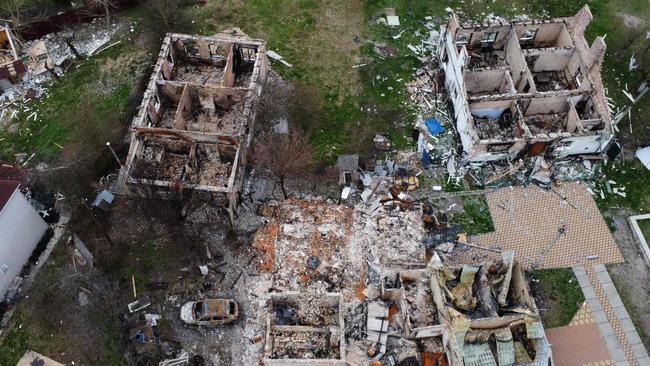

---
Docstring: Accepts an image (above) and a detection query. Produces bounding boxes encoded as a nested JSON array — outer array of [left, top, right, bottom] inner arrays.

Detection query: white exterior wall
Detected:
[[553, 133, 612, 158], [441, 26, 477, 156], [0, 188, 48, 300]]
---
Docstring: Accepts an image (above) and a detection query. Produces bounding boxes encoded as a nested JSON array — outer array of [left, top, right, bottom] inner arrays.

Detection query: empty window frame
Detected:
[[520, 29, 537, 41], [480, 32, 498, 44], [455, 32, 471, 45]]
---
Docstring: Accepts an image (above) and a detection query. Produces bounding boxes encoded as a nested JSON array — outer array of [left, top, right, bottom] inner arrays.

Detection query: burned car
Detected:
[[180, 299, 239, 325]]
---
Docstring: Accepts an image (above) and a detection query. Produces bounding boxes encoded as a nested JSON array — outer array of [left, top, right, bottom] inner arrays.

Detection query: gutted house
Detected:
[[119, 31, 268, 223], [264, 292, 345, 366], [439, 6, 615, 162]]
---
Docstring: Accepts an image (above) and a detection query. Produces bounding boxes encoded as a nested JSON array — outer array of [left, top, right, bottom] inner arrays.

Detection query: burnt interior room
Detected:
[[525, 52, 577, 92], [465, 69, 514, 96], [147, 83, 182, 129], [470, 101, 522, 140], [520, 97, 571, 134], [514, 22, 574, 49], [130, 135, 237, 187], [181, 86, 246, 135], [456, 28, 510, 70], [165, 37, 259, 87]]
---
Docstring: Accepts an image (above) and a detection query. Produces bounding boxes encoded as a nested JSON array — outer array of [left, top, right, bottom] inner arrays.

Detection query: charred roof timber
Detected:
[[118, 31, 269, 224], [439, 5, 614, 163]]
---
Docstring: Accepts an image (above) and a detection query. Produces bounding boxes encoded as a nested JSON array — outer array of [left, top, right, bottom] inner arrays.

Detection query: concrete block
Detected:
[[632, 343, 649, 359], [626, 330, 643, 345], [582, 286, 597, 300], [604, 334, 621, 350], [598, 322, 615, 337], [636, 356, 650, 366], [602, 282, 618, 297], [610, 296, 624, 308], [613, 305, 631, 321], [576, 273, 591, 287], [593, 264, 607, 273], [592, 309, 608, 324], [620, 318, 636, 333], [588, 299, 603, 312], [573, 266, 586, 276], [610, 347, 627, 362], [596, 270, 612, 284]]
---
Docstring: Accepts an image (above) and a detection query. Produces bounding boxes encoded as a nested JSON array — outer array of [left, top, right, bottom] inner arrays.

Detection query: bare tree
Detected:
[[144, 0, 179, 32], [251, 128, 315, 199], [0, 0, 25, 29], [84, 0, 115, 24]]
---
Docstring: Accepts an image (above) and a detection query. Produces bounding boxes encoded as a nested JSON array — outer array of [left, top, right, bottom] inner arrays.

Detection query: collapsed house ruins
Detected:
[[439, 5, 616, 163], [119, 31, 268, 223], [250, 196, 553, 365], [430, 252, 552, 365], [264, 292, 345, 365]]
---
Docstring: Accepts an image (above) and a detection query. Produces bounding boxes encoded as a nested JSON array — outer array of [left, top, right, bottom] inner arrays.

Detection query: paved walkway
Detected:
[[573, 265, 650, 366], [452, 182, 625, 268]]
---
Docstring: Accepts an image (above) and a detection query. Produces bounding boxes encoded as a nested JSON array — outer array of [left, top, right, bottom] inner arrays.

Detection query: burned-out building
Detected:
[[439, 6, 615, 162], [119, 31, 268, 223], [430, 252, 553, 365], [264, 292, 345, 365], [0, 25, 24, 88]]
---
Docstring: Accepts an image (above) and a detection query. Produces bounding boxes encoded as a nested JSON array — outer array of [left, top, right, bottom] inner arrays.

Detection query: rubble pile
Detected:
[[430, 251, 552, 365], [252, 199, 363, 293], [354, 204, 426, 266], [1, 19, 130, 105]]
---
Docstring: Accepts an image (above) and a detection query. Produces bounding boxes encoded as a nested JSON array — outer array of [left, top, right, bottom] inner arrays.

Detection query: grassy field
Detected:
[[596, 159, 650, 213], [449, 195, 495, 235], [529, 268, 585, 328], [0, 241, 123, 366], [639, 219, 650, 245], [3, 0, 650, 163]]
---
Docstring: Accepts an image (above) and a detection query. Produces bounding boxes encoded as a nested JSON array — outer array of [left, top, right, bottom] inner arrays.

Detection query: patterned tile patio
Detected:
[[462, 182, 624, 269]]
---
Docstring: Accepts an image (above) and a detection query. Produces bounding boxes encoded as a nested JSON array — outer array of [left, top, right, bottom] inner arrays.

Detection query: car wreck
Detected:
[[180, 298, 239, 326]]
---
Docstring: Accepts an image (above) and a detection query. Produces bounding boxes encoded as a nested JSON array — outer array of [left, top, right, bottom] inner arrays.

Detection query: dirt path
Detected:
[[607, 211, 650, 349]]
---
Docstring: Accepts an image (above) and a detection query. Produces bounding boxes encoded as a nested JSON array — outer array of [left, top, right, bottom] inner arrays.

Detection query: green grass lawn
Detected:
[[638, 219, 650, 245], [0, 242, 123, 366], [450, 195, 495, 235], [0, 20, 152, 159], [528, 268, 585, 328], [596, 159, 650, 213]]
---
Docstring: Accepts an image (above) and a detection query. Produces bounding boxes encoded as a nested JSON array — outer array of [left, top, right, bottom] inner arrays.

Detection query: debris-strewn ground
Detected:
[[2, 0, 650, 363]]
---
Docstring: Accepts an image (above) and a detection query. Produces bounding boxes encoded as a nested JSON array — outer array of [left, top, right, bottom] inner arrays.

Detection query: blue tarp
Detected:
[[425, 118, 444, 135]]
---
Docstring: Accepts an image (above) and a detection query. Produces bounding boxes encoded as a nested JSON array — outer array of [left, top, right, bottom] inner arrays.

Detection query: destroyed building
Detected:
[[430, 252, 552, 365], [0, 25, 24, 88], [119, 31, 268, 223], [264, 292, 345, 365], [439, 6, 615, 162]]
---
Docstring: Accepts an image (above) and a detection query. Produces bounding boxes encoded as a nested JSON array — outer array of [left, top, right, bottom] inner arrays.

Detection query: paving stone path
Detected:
[[574, 265, 650, 366]]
